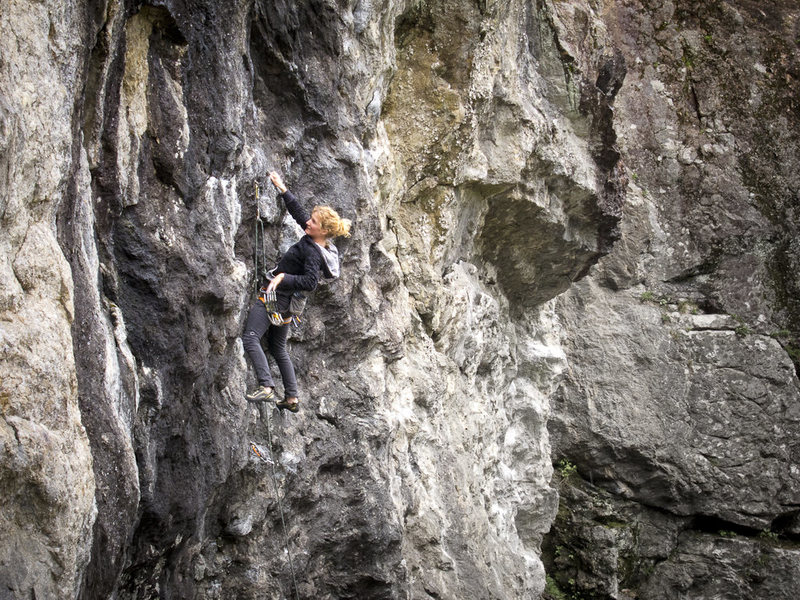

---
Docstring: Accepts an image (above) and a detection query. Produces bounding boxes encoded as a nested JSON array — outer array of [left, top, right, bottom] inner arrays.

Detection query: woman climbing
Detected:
[[243, 171, 351, 412]]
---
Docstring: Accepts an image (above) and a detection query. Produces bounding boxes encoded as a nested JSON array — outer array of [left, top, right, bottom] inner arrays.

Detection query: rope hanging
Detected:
[[250, 179, 300, 599], [254, 182, 268, 295], [251, 405, 301, 600]]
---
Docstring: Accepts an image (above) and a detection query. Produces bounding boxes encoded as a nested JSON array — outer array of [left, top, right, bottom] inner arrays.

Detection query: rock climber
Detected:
[[243, 171, 351, 412]]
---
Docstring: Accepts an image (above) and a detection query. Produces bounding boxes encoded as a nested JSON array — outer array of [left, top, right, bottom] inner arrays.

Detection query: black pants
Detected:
[[242, 301, 298, 398]]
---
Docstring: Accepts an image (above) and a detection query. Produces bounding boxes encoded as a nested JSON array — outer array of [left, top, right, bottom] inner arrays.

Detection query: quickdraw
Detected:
[[258, 287, 279, 312]]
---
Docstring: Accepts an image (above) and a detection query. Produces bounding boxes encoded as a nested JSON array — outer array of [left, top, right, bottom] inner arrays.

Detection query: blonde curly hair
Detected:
[[313, 206, 352, 239]]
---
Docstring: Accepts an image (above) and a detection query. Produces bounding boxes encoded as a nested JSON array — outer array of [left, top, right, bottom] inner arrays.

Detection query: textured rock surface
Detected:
[[545, 1, 800, 599], [0, 2, 96, 598], [0, 1, 798, 600]]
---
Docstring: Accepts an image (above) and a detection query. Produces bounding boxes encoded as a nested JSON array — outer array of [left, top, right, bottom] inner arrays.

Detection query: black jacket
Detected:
[[272, 191, 338, 309]]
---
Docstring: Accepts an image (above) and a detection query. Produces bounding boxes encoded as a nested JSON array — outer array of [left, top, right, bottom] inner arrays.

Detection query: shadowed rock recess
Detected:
[[0, 1, 798, 599]]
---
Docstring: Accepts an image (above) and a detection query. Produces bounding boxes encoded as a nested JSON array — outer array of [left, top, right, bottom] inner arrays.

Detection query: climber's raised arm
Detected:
[[269, 171, 310, 229]]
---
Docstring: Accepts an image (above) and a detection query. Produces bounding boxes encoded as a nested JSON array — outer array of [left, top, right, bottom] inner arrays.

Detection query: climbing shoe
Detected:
[[246, 386, 275, 402], [276, 398, 300, 413]]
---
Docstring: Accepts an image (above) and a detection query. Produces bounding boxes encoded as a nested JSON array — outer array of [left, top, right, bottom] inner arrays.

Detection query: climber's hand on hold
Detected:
[[266, 272, 285, 293], [269, 171, 287, 194]]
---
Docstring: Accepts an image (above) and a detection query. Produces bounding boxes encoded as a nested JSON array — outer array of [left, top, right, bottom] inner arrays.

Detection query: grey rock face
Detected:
[[545, 1, 800, 598], [554, 282, 800, 528], [6, 0, 604, 598], [0, 2, 97, 599], [544, 468, 800, 600], [1, 1, 798, 600]]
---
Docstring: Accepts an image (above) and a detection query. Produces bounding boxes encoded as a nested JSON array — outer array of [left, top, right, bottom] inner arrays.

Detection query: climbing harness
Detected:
[[258, 286, 301, 327], [251, 403, 301, 600]]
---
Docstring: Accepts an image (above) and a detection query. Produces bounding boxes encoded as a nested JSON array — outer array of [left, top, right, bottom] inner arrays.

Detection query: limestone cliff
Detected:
[[0, 1, 797, 600]]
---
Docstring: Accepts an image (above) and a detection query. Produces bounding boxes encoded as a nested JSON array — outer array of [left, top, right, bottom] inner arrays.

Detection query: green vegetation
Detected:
[[732, 315, 753, 337], [558, 459, 578, 479], [639, 290, 671, 308], [786, 344, 800, 362], [734, 324, 752, 337], [544, 576, 568, 600], [601, 520, 628, 529], [552, 545, 576, 563], [759, 530, 779, 542], [543, 575, 590, 600], [640, 291, 699, 327]]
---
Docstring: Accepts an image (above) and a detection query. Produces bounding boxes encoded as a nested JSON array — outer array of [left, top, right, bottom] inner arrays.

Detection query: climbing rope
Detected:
[[250, 181, 301, 597], [254, 182, 267, 295], [251, 404, 301, 600]]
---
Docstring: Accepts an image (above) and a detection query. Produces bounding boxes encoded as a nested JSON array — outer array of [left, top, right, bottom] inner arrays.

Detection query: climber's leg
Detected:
[[267, 323, 298, 399], [242, 302, 275, 395]]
